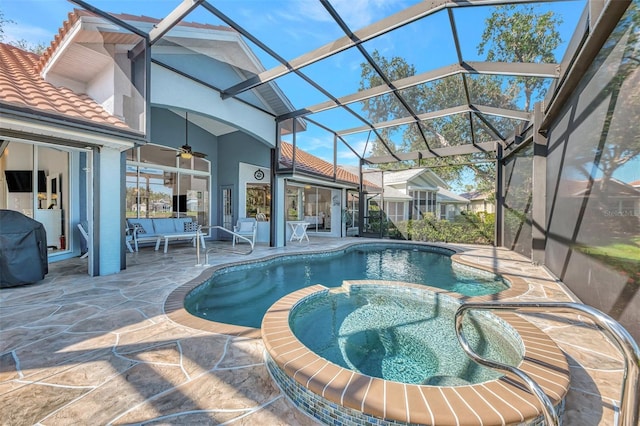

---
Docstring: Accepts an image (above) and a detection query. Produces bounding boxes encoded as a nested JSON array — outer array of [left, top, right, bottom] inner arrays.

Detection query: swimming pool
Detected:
[[185, 243, 509, 328]]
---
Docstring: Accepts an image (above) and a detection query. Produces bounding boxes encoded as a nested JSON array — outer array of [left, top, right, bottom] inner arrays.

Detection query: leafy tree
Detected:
[[569, 2, 640, 198], [359, 53, 507, 190], [0, 9, 14, 42], [10, 38, 47, 55], [593, 2, 639, 188], [359, 50, 416, 158], [357, 5, 564, 192], [478, 4, 562, 111]]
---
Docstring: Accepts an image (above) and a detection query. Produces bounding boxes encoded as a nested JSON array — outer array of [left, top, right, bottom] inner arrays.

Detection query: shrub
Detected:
[[392, 212, 495, 244]]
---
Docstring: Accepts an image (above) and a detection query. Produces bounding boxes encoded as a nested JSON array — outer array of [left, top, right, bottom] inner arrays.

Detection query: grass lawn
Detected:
[[576, 237, 640, 285]]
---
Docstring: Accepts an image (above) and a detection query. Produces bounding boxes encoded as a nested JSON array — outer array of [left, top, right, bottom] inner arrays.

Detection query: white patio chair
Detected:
[[77, 222, 89, 259], [125, 225, 135, 253], [233, 218, 257, 246]]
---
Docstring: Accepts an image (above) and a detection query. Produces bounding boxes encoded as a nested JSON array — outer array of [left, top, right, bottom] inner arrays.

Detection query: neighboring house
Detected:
[[560, 178, 640, 219], [361, 168, 469, 222], [459, 191, 496, 214]]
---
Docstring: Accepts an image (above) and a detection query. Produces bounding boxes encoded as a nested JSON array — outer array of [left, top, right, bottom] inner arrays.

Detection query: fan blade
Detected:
[[193, 152, 208, 158]]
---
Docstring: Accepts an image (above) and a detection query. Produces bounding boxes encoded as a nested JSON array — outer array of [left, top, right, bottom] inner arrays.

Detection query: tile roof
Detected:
[[383, 168, 427, 184], [559, 178, 640, 197], [437, 187, 470, 203], [459, 190, 488, 200], [280, 142, 375, 187], [0, 42, 129, 129]]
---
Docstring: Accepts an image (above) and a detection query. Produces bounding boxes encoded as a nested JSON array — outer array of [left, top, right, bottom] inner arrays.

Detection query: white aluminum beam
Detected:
[[223, 0, 565, 97], [149, 0, 204, 45], [337, 105, 531, 136], [364, 141, 497, 164], [280, 61, 558, 120]]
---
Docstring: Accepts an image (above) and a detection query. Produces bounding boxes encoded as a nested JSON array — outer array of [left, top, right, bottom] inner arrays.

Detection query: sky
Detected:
[[2, 0, 637, 189]]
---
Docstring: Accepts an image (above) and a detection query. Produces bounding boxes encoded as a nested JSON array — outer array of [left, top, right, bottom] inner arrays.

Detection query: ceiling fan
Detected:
[[176, 112, 207, 160]]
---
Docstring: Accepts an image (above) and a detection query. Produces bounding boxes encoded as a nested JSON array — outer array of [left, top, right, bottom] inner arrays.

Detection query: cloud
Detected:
[[295, 134, 334, 152], [338, 138, 369, 158], [326, 0, 392, 29], [3, 20, 52, 46]]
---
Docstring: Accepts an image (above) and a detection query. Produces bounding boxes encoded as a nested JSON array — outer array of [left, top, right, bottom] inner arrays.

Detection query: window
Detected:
[[286, 183, 332, 232], [346, 190, 359, 229], [126, 145, 210, 227], [410, 190, 436, 218], [286, 186, 301, 221], [246, 183, 270, 220], [385, 201, 405, 223], [1, 142, 72, 255]]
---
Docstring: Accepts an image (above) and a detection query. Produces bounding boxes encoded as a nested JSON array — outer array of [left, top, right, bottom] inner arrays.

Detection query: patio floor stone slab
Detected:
[[42, 363, 188, 425], [0, 238, 630, 425], [1, 383, 89, 425]]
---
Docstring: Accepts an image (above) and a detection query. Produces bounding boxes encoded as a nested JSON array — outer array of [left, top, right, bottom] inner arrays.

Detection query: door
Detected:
[[220, 185, 233, 240]]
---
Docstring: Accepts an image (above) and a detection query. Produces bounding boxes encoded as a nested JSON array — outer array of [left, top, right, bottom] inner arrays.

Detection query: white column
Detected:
[[97, 146, 123, 275]]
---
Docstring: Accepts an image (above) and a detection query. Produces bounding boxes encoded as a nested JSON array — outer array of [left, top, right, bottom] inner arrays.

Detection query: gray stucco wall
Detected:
[[218, 131, 272, 226], [150, 108, 218, 157], [149, 107, 272, 230]]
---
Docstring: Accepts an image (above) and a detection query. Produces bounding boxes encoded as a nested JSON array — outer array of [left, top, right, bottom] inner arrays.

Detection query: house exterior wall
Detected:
[[150, 108, 218, 157], [152, 52, 269, 110], [151, 64, 276, 146], [218, 131, 272, 235], [468, 199, 495, 214]]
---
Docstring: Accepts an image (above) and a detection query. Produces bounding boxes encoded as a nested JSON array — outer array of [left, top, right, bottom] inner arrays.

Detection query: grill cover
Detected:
[[0, 209, 48, 287]]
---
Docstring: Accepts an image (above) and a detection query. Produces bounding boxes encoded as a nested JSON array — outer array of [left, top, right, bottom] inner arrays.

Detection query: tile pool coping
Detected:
[[164, 241, 531, 339], [262, 281, 570, 425]]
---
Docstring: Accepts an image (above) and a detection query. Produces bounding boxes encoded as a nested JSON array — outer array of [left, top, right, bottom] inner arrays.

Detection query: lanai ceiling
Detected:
[[66, 0, 586, 167]]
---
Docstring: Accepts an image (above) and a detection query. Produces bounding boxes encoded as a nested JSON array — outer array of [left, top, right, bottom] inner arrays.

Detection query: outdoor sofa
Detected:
[[126, 217, 204, 253]]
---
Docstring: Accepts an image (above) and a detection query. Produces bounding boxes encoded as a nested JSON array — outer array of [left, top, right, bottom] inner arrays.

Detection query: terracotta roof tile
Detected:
[[280, 142, 378, 188], [0, 42, 129, 129]]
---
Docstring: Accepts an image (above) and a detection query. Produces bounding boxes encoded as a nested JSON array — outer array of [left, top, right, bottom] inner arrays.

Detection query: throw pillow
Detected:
[[184, 221, 199, 232], [132, 223, 146, 234]]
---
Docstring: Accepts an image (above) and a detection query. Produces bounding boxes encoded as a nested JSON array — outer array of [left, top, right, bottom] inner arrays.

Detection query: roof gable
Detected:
[[384, 168, 449, 189], [37, 9, 297, 120], [0, 42, 130, 130]]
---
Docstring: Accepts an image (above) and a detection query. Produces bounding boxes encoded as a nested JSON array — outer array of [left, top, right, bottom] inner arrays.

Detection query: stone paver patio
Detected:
[[0, 238, 627, 425]]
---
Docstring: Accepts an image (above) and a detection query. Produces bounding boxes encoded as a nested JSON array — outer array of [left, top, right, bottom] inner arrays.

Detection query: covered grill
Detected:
[[0, 209, 48, 287]]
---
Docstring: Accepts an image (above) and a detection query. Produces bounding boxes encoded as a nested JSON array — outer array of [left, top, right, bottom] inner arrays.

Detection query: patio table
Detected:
[[288, 221, 309, 243], [155, 232, 206, 253]]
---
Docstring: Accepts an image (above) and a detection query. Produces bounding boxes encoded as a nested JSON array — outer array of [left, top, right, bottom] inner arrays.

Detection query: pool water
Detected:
[[185, 244, 509, 328], [290, 286, 524, 385]]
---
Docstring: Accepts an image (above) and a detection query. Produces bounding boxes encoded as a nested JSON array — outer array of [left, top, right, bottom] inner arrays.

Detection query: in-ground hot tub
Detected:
[[262, 281, 570, 426]]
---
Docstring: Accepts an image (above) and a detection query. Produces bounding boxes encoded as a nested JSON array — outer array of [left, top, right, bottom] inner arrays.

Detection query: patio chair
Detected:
[[125, 224, 135, 253], [233, 218, 257, 246], [77, 222, 89, 259]]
